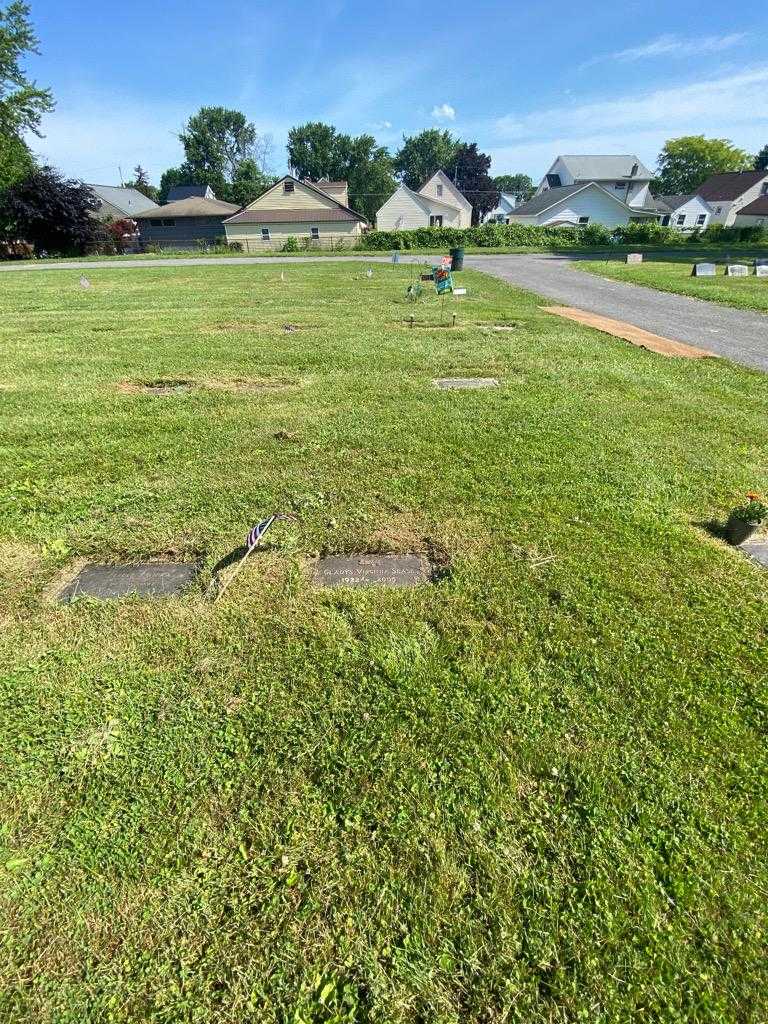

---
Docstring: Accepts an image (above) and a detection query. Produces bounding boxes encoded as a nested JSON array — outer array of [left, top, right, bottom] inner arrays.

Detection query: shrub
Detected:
[[578, 223, 612, 246], [612, 221, 682, 245], [228, 241, 243, 252], [282, 236, 299, 252]]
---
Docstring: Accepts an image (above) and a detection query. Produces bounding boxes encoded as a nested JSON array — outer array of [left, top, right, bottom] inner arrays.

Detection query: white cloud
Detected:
[[488, 66, 768, 177], [431, 103, 456, 121], [373, 120, 392, 129], [583, 32, 746, 68]]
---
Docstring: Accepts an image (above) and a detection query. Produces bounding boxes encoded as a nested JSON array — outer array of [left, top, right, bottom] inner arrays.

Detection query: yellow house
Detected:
[[223, 175, 368, 251]]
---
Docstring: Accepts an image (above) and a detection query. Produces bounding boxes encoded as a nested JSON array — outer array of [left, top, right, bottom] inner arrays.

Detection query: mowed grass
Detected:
[[1, 263, 767, 1024], [579, 258, 768, 313]]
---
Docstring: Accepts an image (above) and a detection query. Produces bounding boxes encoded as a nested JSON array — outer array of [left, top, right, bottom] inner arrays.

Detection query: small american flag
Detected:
[[246, 515, 278, 550]]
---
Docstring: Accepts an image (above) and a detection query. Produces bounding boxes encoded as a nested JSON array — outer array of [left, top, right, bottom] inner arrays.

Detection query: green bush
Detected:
[[611, 221, 682, 245], [579, 223, 612, 246], [282, 236, 299, 252], [360, 223, 583, 251]]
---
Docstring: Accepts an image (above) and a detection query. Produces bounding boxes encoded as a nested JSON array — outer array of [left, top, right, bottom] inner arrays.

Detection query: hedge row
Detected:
[[358, 220, 768, 251]]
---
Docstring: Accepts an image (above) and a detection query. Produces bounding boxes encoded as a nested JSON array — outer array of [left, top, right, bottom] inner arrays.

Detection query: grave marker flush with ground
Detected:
[[314, 554, 430, 588], [58, 563, 199, 602]]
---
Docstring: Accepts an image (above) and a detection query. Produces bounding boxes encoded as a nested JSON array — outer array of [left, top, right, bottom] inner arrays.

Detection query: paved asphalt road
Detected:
[[3, 252, 766, 372]]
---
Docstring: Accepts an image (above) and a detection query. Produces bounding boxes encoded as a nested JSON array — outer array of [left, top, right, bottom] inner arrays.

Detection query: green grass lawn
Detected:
[[1, 263, 767, 1023], [579, 258, 768, 313]]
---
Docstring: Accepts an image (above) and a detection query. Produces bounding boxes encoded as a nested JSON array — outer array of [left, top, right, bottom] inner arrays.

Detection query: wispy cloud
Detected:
[[583, 32, 746, 68], [431, 103, 456, 121]]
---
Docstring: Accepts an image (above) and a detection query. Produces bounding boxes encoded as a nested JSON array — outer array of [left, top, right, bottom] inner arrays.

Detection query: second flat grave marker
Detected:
[[314, 554, 430, 589]]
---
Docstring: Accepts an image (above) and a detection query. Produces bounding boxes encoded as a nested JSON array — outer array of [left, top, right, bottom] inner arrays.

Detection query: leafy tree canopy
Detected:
[[494, 173, 534, 202], [123, 164, 159, 202], [394, 129, 459, 190], [754, 145, 768, 172], [287, 121, 396, 222], [0, 1, 53, 138], [0, 165, 99, 253], [0, 130, 33, 189], [656, 136, 752, 194], [229, 158, 276, 208], [447, 142, 497, 224]]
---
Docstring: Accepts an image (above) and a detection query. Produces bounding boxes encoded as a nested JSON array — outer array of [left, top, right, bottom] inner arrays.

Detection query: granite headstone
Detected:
[[726, 264, 748, 277], [692, 263, 716, 277], [314, 553, 429, 588], [626, 253, 643, 264], [58, 562, 199, 602]]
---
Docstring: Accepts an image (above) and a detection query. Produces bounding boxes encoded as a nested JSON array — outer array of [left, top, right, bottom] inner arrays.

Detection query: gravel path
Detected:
[[466, 254, 768, 373], [3, 251, 766, 372]]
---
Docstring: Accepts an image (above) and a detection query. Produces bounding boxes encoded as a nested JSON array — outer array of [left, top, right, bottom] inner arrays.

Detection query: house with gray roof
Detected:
[[166, 184, 216, 203], [695, 171, 768, 226], [87, 184, 159, 220], [508, 182, 656, 228], [653, 194, 712, 231], [135, 195, 240, 249], [535, 155, 656, 214]]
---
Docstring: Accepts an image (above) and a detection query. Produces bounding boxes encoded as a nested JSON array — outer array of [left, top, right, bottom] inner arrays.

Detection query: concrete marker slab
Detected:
[[541, 306, 718, 359], [57, 562, 200, 603]]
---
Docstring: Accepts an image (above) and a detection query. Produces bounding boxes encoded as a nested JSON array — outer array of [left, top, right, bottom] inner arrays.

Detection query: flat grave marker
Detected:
[[739, 539, 768, 570], [453, 287, 467, 296], [726, 264, 749, 277], [626, 253, 643, 264], [433, 377, 499, 389], [314, 553, 430, 589], [692, 263, 716, 277], [58, 562, 199, 603]]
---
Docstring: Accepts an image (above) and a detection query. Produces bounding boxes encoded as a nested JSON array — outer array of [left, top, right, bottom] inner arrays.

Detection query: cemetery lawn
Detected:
[[2, 263, 768, 1024], [578, 258, 768, 313]]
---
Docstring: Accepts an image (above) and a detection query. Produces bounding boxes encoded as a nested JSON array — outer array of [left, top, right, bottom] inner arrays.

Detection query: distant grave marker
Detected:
[[755, 260, 768, 277], [433, 377, 499, 389], [453, 287, 467, 296], [314, 553, 429, 589], [58, 562, 199, 603], [692, 263, 716, 277], [626, 253, 643, 264], [726, 264, 748, 277]]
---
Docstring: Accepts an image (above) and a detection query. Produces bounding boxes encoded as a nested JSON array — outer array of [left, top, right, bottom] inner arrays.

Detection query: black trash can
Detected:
[[450, 246, 465, 271]]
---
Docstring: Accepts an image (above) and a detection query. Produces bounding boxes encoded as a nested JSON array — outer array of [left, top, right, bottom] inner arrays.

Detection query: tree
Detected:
[[0, 2, 53, 139], [494, 173, 534, 203], [394, 129, 459, 190], [179, 106, 257, 182], [754, 145, 768, 172], [446, 143, 497, 224], [123, 164, 158, 201], [0, 165, 99, 253], [229, 158, 275, 207], [0, 131, 33, 189], [286, 122, 396, 222], [656, 136, 752, 194]]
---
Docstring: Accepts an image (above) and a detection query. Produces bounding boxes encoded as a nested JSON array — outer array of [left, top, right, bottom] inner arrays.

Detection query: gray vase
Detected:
[[726, 516, 760, 546]]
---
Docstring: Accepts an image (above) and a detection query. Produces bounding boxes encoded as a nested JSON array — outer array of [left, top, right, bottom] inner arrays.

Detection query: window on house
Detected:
[[429, 215, 443, 227], [162, 219, 175, 227], [676, 214, 686, 226], [578, 216, 589, 224], [150, 219, 162, 226], [661, 215, 671, 226], [283, 181, 294, 193], [715, 206, 722, 214], [261, 227, 270, 241], [436, 184, 443, 196], [696, 213, 706, 226], [614, 182, 626, 189], [310, 227, 320, 240]]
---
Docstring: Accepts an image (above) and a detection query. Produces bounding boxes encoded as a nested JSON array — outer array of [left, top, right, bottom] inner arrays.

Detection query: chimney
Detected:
[[315, 179, 349, 206]]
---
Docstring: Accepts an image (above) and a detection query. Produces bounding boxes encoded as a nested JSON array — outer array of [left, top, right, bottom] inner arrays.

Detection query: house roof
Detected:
[[557, 155, 653, 181], [738, 195, 768, 217], [135, 196, 239, 219], [229, 175, 367, 223], [656, 194, 695, 212], [87, 184, 159, 216], [697, 171, 767, 201], [510, 182, 656, 219], [225, 207, 363, 224], [167, 185, 214, 201], [420, 170, 471, 209]]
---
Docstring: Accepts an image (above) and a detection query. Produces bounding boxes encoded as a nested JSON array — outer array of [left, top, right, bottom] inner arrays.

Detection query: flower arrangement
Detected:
[[730, 492, 768, 523], [727, 492, 767, 545]]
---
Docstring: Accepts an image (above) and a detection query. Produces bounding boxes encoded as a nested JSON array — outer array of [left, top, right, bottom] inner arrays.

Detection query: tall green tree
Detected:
[[494, 173, 534, 202], [0, 1, 54, 189], [286, 122, 396, 222], [656, 136, 752, 194], [394, 129, 459, 190], [229, 158, 275, 208], [123, 164, 158, 202], [447, 143, 496, 224], [754, 145, 768, 172]]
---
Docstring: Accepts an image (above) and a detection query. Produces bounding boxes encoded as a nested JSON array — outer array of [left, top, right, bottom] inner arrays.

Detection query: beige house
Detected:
[[375, 170, 473, 229], [224, 176, 368, 250]]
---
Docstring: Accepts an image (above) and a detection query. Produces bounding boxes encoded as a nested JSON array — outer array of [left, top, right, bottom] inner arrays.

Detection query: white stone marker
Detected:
[[692, 263, 716, 277], [726, 264, 749, 277], [626, 253, 643, 264]]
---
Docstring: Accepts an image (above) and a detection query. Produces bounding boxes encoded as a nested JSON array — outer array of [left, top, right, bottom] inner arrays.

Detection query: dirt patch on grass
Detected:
[[0, 541, 41, 581], [117, 378, 297, 396]]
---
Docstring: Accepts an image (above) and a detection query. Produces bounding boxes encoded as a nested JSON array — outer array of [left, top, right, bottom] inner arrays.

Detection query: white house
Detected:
[[654, 194, 712, 231], [535, 155, 656, 212], [483, 192, 519, 223], [733, 195, 768, 228], [696, 171, 768, 226], [507, 182, 656, 228], [376, 170, 472, 229]]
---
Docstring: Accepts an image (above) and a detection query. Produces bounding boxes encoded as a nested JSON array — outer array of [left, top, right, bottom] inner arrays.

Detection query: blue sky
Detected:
[[24, 0, 768, 187]]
